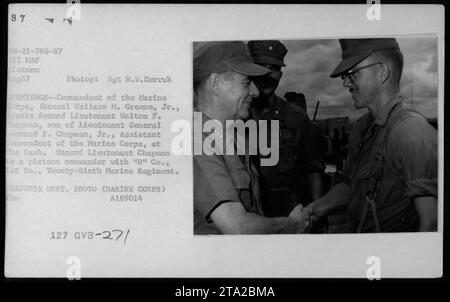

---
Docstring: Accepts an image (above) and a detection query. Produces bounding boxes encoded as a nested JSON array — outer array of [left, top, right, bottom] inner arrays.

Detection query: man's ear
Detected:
[[379, 63, 390, 83], [207, 73, 221, 95]]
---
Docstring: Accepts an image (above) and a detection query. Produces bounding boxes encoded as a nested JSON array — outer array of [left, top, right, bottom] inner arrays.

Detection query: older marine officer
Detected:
[[193, 41, 310, 234]]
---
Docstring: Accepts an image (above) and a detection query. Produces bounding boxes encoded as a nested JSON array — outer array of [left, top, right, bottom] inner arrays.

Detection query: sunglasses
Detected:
[[340, 62, 382, 81]]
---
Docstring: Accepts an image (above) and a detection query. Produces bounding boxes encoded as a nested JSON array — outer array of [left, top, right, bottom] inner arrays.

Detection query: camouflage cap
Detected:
[[247, 40, 288, 67], [330, 38, 400, 78], [194, 41, 270, 82]]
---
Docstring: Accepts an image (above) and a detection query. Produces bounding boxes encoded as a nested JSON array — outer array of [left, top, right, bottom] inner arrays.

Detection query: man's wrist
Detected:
[[312, 193, 322, 201], [311, 198, 329, 217], [286, 216, 307, 234]]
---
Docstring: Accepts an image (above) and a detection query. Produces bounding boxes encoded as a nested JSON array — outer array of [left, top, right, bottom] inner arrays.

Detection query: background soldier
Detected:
[[284, 91, 330, 163], [247, 40, 325, 217], [306, 38, 438, 232], [284, 92, 307, 110]]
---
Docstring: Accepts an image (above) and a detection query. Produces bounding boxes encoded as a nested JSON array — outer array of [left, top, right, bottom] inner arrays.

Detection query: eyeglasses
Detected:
[[340, 62, 382, 81]]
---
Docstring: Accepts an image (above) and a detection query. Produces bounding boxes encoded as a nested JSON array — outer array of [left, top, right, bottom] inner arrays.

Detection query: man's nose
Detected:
[[342, 76, 352, 88], [249, 81, 260, 98], [270, 70, 282, 81]]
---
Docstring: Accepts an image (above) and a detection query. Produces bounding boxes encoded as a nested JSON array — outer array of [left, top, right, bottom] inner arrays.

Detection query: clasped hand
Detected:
[[288, 203, 315, 233]]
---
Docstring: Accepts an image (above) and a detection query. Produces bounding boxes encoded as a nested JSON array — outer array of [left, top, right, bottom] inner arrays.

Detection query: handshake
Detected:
[[287, 202, 322, 234]]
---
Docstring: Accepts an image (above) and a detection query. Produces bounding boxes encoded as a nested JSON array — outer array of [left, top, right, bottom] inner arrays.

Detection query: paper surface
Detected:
[[5, 4, 444, 278]]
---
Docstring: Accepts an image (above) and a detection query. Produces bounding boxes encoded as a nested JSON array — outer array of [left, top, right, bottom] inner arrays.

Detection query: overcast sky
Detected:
[[276, 37, 438, 120]]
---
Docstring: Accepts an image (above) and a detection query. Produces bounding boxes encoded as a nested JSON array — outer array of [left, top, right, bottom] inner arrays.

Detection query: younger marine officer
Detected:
[[306, 38, 437, 232]]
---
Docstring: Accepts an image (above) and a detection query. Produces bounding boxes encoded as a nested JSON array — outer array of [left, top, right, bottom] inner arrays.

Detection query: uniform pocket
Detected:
[[278, 145, 296, 172], [277, 127, 298, 172], [229, 167, 253, 211], [229, 167, 250, 190], [354, 164, 372, 180]]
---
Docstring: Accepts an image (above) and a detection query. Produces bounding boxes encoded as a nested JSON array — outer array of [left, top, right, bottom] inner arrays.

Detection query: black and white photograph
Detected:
[[193, 37, 438, 235]]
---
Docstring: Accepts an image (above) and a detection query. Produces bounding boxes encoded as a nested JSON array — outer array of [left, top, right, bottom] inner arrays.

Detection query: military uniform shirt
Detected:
[[194, 112, 263, 234], [259, 96, 324, 188], [342, 96, 437, 232]]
